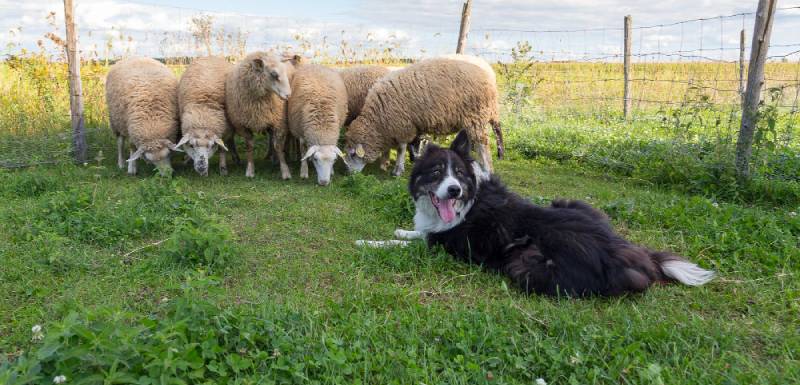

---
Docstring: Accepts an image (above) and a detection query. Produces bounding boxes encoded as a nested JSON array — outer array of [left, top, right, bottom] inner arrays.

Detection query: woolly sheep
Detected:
[[344, 56, 501, 176], [338, 65, 391, 126], [176, 56, 233, 176], [287, 64, 349, 186], [105, 57, 180, 176], [225, 52, 300, 178]]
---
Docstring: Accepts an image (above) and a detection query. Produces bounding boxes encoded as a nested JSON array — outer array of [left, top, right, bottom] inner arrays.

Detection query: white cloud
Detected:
[[2, 0, 799, 62]]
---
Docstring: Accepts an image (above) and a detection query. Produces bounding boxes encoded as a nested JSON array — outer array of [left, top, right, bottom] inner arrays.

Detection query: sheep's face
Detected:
[[248, 53, 301, 100], [344, 143, 367, 174], [176, 133, 227, 176], [129, 140, 178, 177], [302, 145, 347, 186]]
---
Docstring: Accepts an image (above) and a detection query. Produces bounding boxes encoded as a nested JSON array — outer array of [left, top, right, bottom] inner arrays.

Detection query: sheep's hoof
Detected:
[[281, 172, 291, 180], [300, 171, 309, 179], [245, 164, 255, 178], [219, 166, 228, 176], [392, 168, 404, 177]]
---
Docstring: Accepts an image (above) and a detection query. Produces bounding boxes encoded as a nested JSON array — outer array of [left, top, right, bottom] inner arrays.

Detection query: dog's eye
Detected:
[[455, 168, 463, 176]]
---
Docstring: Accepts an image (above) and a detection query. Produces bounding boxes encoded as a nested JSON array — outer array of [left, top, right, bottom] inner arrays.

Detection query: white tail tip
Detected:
[[661, 260, 715, 286]]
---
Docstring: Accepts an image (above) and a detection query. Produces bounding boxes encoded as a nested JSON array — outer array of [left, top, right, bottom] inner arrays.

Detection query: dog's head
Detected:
[[409, 130, 482, 225]]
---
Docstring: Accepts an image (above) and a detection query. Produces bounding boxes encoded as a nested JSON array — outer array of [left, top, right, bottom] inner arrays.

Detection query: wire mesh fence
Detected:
[[1, 1, 799, 167]]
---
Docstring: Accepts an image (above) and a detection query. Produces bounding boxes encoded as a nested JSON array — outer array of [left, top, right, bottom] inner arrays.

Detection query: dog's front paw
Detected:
[[395, 229, 423, 240]]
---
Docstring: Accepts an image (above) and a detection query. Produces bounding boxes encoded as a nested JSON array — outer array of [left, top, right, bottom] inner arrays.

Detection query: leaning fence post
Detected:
[[623, 15, 632, 119], [739, 28, 746, 106], [735, 0, 777, 180], [456, 0, 472, 54], [64, 0, 87, 163]]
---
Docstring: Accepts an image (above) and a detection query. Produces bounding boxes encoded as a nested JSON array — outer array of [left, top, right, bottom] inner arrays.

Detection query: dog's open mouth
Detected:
[[430, 192, 458, 223]]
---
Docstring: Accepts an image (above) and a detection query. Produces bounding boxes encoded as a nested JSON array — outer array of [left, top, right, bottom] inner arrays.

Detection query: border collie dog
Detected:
[[393, 130, 715, 297]]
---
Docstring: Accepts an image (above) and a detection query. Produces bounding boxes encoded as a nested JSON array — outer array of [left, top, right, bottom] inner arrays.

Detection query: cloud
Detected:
[[2, 0, 799, 62]]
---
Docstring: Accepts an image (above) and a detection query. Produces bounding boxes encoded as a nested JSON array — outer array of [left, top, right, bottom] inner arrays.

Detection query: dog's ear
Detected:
[[450, 130, 470, 158]]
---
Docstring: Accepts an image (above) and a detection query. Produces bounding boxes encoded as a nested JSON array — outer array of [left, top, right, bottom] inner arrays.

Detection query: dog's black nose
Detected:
[[447, 185, 461, 198]]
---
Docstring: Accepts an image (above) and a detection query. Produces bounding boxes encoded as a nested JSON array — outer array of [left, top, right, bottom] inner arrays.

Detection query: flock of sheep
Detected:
[[105, 52, 504, 185]]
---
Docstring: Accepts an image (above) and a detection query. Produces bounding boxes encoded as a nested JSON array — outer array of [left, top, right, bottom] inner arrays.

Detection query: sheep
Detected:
[[225, 52, 300, 178], [287, 64, 349, 186], [338, 65, 391, 126], [176, 56, 233, 176], [105, 57, 180, 176], [343, 56, 501, 176]]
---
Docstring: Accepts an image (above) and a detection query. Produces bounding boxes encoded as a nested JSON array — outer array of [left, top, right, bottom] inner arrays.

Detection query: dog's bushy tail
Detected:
[[651, 252, 715, 286]]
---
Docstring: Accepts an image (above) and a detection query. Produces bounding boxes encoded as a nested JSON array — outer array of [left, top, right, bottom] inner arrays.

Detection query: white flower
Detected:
[[790, 211, 797, 217], [31, 324, 44, 341], [535, 379, 547, 385], [712, 202, 719, 208], [53, 375, 67, 384]]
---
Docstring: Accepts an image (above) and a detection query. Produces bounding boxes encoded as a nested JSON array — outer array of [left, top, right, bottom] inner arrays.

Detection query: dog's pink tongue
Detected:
[[435, 198, 457, 223]]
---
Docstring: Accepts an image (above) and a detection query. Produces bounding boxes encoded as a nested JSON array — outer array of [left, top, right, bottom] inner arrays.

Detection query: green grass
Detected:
[[1, 146, 798, 384]]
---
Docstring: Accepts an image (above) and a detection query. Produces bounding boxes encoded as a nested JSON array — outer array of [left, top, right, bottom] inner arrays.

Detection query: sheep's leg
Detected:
[[273, 128, 291, 180], [392, 144, 407, 177], [225, 137, 240, 165], [219, 149, 228, 176], [116, 135, 125, 169], [127, 147, 137, 175], [475, 140, 493, 173], [378, 150, 392, 171], [299, 138, 309, 179], [492, 120, 505, 160], [245, 134, 255, 178]]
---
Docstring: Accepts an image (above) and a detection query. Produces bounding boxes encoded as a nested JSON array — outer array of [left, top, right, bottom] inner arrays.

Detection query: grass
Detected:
[[0, 147, 798, 384]]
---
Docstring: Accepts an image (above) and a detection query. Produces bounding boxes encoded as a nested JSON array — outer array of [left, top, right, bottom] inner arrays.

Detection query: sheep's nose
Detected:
[[318, 179, 330, 186], [447, 185, 461, 198]]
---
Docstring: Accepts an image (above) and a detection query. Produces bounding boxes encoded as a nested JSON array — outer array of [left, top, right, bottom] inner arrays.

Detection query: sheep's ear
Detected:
[[252, 58, 265, 71], [334, 147, 350, 166], [127, 147, 144, 162], [450, 130, 470, 158], [355, 144, 365, 158], [283, 54, 302, 66], [170, 137, 187, 152], [302, 145, 319, 161], [214, 137, 229, 152]]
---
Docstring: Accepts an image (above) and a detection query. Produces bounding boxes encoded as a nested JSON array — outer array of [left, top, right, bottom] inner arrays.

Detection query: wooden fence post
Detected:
[[623, 15, 632, 119], [735, 0, 777, 180], [739, 29, 746, 106], [456, 0, 472, 54], [64, 0, 87, 163]]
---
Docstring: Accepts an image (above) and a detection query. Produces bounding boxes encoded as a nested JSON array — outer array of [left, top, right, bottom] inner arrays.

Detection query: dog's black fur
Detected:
[[408, 131, 712, 296]]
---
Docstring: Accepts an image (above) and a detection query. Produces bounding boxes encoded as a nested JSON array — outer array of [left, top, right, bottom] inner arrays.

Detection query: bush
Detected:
[[162, 216, 237, 269]]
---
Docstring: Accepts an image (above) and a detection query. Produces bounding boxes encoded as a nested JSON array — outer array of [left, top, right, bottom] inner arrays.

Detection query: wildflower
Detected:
[[160, 296, 169, 303], [712, 202, 719, 208], [790, 211, 797, 217], [31, 324, 44, 341], [53, 375, 67, 384], [535, 378, 547, 385]]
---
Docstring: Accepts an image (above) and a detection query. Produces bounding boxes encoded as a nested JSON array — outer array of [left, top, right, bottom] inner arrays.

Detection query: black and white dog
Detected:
[[378, 130, 715, 296]]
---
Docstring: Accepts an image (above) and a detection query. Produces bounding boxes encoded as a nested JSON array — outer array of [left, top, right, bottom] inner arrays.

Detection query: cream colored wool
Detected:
[[105, 57, 179, 174], [177, 56, 234, 175], [287, 64, 348, 185], [225, 51, 299, 178], [345, 57, 500, 172], [338, 65, 390, 125]]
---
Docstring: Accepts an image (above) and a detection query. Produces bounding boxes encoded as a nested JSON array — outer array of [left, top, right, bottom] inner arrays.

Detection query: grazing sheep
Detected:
[[288, 64, 348, 186], [176, 56, 233, 176], [338, 65, 390, 126], [344, 56, 500, 176], [105, 57, 180, 176], [225, 52, 300, 178], [434, 54, 503, 159]]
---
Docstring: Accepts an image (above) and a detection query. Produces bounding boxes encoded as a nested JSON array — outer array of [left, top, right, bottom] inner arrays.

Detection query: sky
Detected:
[[1, 0, 799, 62]]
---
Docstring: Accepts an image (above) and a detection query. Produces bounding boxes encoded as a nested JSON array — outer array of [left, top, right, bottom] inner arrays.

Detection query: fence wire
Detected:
[[1, 1, 799, 167]]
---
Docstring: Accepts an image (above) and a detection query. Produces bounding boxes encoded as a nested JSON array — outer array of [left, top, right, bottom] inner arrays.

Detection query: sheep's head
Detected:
[[302, 145, 348, 186], [343, 143, 367, 174], [128, 139, 179, 177], [244, 52, 302, 100], [174, 132, 228, 176]]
